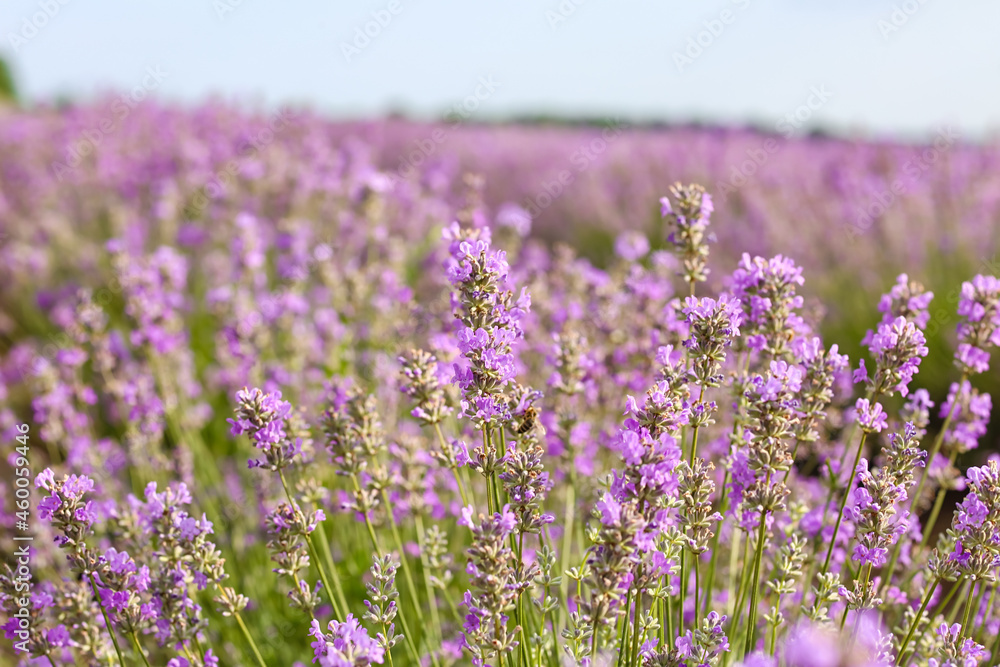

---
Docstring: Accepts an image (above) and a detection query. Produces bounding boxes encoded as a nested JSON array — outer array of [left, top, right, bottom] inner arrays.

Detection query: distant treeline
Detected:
[[0, 56, 16, 103]]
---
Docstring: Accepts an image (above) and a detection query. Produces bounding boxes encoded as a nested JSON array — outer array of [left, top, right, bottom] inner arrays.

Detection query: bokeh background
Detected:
[[3, 0, 999, 441], [4, 0, 1000, 136], [1, 3, 1000, 665]]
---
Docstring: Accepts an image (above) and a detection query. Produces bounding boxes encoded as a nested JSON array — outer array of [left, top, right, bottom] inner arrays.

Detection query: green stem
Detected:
[[782, 439, 802, 485], [486, 474, 496, 515], [278, 470, 343, 620], [726, 532, 753, 666], [485, 428, 504, 517], [442, 585, 462, 622], [936, 580, 962, 620], [433, 423, 471, 507], [704, 471, 729, 617], [820, 433, 868, 577], [616, 587, 632, 667], [384, 629, 395, 667], [590, 610, 602, 660], [947, 581, 970, 625], [804, 398, 873, 603], [516, 532, 529, 667], [497, 428, 510, 505], [630, 590, 643, 667], [316, 523, 350, 620], [808, 387, 877, 584], [666, 596, 674, 650], [347, 476, 421, 666], [217, 583, 269, 667], [976, 582, 997, 639], [744, 511, 768, 656], [882, 387, 963, 598], [380, 490, 429, 643], [375, 562, 422, 666], [348, 473, 383, 551], [305, 535, 341, 614], [657, 595, 666, 649], [88, 573, 126, 667], [960, 580, 977, 639], [181, 644, 199, 664], [689, 425, 701, 467], [693, 555, 701, 632], [538, 571, 557, 667], [768, 593, 781, 655], [130, 630, 152, 667], [841, 565, 872, 638], [689, 386, 705, 465], [969, 582, 988, 641], [559, 473, 577, 623], [414, 515, 444, 648], [493, 473, 505, 519], [909, 375, 966, 518], [727, 529, 744, 619], [833, 384, 877, 471], [919, 449, 959, 548], [678, 551, 687, 638], [233, 610, 269, 667], [896, 578, 938, 665]]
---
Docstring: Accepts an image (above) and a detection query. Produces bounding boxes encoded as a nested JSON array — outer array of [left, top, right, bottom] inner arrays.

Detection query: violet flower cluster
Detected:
[[2, 102, 1000, 667]]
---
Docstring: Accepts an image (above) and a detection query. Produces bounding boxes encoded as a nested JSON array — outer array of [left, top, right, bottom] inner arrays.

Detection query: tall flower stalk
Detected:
[[10, 158, 1000, 667]]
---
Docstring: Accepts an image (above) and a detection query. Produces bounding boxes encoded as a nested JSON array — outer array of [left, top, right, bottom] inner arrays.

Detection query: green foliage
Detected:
[[0, 55, 17, 104]]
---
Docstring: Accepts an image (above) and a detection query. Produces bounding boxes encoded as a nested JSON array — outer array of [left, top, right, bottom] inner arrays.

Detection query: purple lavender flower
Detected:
[[624, 377, 691, 438], [264, 503, 325, 613], [954, 274, 1000, 375], [499, 438, 555, 535], [460, 507, 526, 666], [398, 349, 454, 426], [855, 398, 889, 434], [932, 622, 988, 667], [322, 386, 389, 516], [729, 253, 808, 358], [856, 316, 929, 397], [166, 649, 219, 667], [111, 243, 189, 355], [843, 424, 925, 609], [676, 611, 730, 666], [942, 461, 1000, 584], [444, 223, 529, 428], [660, 182, 714, 287], [93, 547, 155, 631], [572, 493, 648, 659], [901, 388, 935, 437], [742, 361, 802, 484], [229, 387, 301, 470], [309, 614, 385, 667], [677, 458, 723, 556], [130, 481, 232, 648], [939, 381, 992, 454], [35, 470, 97, 549], [790, 337, 849, 445], [495, 202, 532, 237], [362, 555, 403, 655], [867, 273, 934, 334], [614, 231, 651, 262], [683, 294, 742, 388]]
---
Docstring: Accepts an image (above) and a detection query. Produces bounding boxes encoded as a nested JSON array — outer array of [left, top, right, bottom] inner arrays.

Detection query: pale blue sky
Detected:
[[2, 0, 999, 140]]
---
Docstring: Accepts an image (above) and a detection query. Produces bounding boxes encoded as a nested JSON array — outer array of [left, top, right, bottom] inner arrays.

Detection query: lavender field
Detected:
[[1, 101, 1000, 667]]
